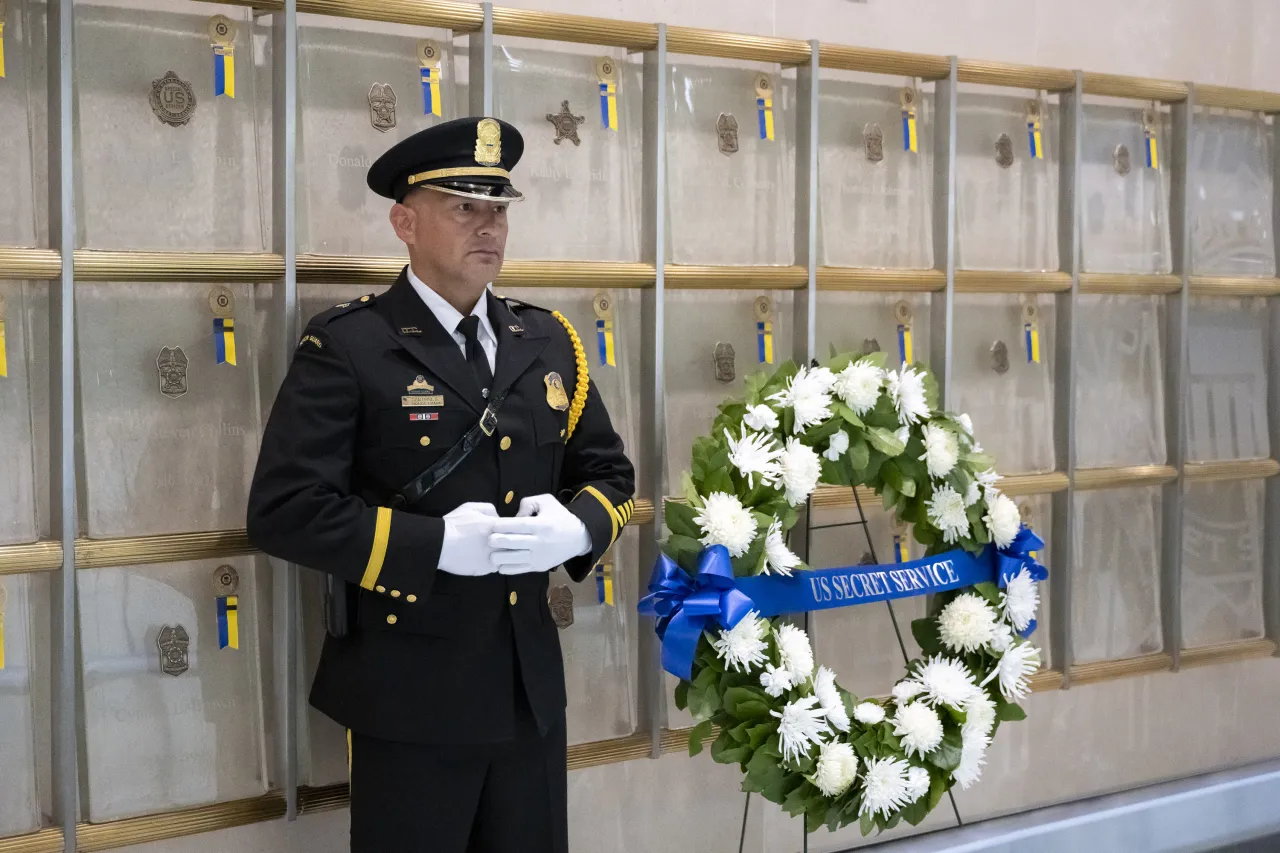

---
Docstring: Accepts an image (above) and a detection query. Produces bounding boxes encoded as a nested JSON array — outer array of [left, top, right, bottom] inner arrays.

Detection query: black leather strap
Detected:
[[389, 388, 509, 510]]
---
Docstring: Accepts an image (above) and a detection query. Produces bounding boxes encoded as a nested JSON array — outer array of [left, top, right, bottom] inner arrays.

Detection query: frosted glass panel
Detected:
[[298, 565, 347, 787], [1186, 297, 1269, 461], [815, 292, 931, 370], [955, 93, 1058, 271], [74, 1, 266, 251], [667, 63, 795, 265], [77, 283, 263, 537], [0, 284, 39, 546], [663, 291, 795, 489], [1075, 295, 1166, 467], [78, 558, 268, 821], [298, 16, 460, 256], [0, 575, 42, 836], [1072, 487, 1163, 663], [1190, 111, 1276, 276], [495, 47, 642, 262], [1080, 103, 1172, 274], [0, 0, 38, 247], [950, 295, 1056, 474], [1182, 481, 1265, 648], [817, 80, 933, 269]]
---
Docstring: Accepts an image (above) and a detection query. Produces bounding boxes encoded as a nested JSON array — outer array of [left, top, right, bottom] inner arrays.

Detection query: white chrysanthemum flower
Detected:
[[823, 429, 850, 462], [693, 491, 758, 558], [926, 484, 970, 544], [810, 740, 860, 797], [955, 412, 974, 437], [760, 663, 795, 698], [938, 593, 999, 653], [711, 611, 769, 674], [885, 366, 930, 426], [859, 757, 914, 818], [905, 766, 931, 801], [813, 666, 851, 732], [989, 623, 1015, 653], [920, 423, 960, 479], [723, 426, 784, 490], [894, 426, 911, 447], [775, 623, 816, 682], [771, 696, 831, 765], [832, 360, 883, 415], [914, 655, 980, 708], [964, 480, 982, 507], [854, 702, 886, 725], [1001, 567, 1039, 633], [742, 404, 780, 432], [893, 702, 944, 757], [963, 690, 997, 739], [982, 642, 1040, 701], [891, 680, 926, 704], [766, 366, 835, 434], [953, 728, 990, 790], [780, 438, 822, 507], [976, 467, 1002, 496], [762, 518, 802, 577], [983, 492, 1021, 549]]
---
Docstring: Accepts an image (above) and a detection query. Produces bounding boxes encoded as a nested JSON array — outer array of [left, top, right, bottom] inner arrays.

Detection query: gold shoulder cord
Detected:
[[551, 311, 589, 440]]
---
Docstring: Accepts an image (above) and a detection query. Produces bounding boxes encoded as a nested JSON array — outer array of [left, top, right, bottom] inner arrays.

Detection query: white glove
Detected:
[[488, 494, 592, 575], [437, 502, 500, 577]]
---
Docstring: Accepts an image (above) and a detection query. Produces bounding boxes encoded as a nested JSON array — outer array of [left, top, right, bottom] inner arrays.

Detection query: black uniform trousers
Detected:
[[349, 675, 567, 853]]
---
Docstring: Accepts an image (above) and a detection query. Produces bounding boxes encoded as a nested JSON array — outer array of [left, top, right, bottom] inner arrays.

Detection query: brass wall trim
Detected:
[[1081, 73, 1189, 103], [1029, 669, 1065, 692], [809, 483, 877, 510], [76, 529, 257, 570], [1000, 471, 1070, 496], [665, 26, 811, 65], [298, 0, 484, 31], [492, 7, 657, 50], [956, 60, 1075, 92], [297, 783, 351, 815], [1195, 85, 1280, 114], [0, 828, 62, 853], [0, 247, 61, 280], [1188, 276, 1280, 297], [74, 250, 284, 282], [0, 541, 64, 575], [1180, 638, 1278, 669], [631, 498, 655, 526], [499, 261, 656, 289], [1184, 458, 1280, 483], [1068, 652, 1173, 686], [665, 265, 808, 290], [818, 44, 950, 79], [76, 791, 286, 852], [1073, 464, 1178, 491], [954, 269, 1072, 294], [568, 732, 653, 770], [298, 253, 405, 283], [816, 267, 946, 292], [1078, 273, 1182, 296]]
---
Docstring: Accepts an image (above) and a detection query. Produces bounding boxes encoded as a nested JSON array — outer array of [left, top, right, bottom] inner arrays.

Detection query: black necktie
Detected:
[[456, 315, 493, 398]]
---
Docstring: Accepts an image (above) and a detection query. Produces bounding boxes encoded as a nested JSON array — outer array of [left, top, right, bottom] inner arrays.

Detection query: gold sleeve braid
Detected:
[[551, 311, 589, 440]]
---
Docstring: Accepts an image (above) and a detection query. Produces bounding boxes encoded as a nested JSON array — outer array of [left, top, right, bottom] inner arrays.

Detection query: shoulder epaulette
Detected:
[[499, 294, 553, 315], [310, 294, 377, 326]]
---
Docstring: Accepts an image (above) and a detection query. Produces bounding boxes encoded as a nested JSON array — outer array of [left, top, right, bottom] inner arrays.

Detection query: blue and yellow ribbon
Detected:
[[897, 323, 913, 365], [596, 561, 614, 606], [421, 66, 442, 117], [1027, 117, 1042, 159], [599, 81, 618, 130], [0, 296, 7, 378], [1145, 129, 1158, 170], [0, 21, 7, 79], [1024, 321, 1040, 364], [893, 534, 909, 563], [213, 45, 235, 98], [902, 109, 917, 153], [217, 595, 240, 650], [214, 317, 237, 366], [596, 318, 616, 367], [757, 321, 774, 364], [756, 97, 775, 141]]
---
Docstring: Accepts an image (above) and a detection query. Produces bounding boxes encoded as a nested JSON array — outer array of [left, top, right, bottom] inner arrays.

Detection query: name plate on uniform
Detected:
[[401, 395, 444, 407]]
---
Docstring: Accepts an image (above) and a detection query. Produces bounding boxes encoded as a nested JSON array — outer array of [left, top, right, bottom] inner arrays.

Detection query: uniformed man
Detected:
[[246, 116, 636, 853]]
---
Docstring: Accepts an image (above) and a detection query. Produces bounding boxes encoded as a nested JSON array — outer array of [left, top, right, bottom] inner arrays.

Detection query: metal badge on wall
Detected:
[[994, 132, 1014, 169], [213, 565, 240, 596], [547, 100, 585, 146], [157, 346, 189, 398], [990, 340, 1009, 375], [149, 70, 196, 127], [716, 113, 739, 156], [368, 82, 397, 132], [548, 585, 574, 629], [864, 123, 884, 163], [1114, 143, 1131, 176], [713, 341, 736, 383], [156, 624, 190, 676]]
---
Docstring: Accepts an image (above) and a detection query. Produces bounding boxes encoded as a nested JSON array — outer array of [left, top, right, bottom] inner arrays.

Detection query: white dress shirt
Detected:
[[406, 266, 498, 375]]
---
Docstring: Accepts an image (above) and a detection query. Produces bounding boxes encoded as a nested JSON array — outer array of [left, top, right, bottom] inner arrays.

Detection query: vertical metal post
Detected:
[[637, 25, 668, 759], [271, 0, 300, 820], [469, 3, 493, 115], [794, 42, 819, 365], [1268, 103, 1280, 652], [1163, 90, 1195, 671], [47, 0, 80, 845], [1051, 74, 1082, 685], [929, 58, 957, 405]]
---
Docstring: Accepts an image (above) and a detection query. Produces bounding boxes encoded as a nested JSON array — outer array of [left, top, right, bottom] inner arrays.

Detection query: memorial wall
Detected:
[[0, 0, 1278, 851]]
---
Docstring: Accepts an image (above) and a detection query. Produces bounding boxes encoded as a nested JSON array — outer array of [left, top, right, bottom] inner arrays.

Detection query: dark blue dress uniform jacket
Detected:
[[246, 270, 636, 745]]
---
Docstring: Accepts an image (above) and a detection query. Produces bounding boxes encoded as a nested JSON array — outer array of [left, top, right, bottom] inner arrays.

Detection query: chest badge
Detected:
[[544, 372, 570, 411], [548, 585, 575, 629], [403, 375, 445, 407]]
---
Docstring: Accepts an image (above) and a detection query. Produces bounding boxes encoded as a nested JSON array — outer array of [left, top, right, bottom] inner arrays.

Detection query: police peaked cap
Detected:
[[367, 116, 525, 203]]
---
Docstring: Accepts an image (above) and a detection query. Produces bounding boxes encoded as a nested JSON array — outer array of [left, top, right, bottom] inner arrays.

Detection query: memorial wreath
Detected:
[[639, 351, 1046, 835]]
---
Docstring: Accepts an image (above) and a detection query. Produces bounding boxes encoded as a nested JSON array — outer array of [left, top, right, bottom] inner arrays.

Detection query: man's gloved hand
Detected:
[[437, 502, 500, 577], [488, 494, 592, 575]]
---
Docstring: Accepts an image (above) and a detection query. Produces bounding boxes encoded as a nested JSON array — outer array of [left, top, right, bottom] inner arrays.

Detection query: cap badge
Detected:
[[475, 117, 502, 166]]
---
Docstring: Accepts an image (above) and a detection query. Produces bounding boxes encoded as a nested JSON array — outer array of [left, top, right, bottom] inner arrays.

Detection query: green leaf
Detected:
[[912, 618, 943, 657], [860, 350, 889, 369], [881, 481, 899, 511], [926, 728, 964, 773], [687, 685, 719, 722], [665, 501, 701, 539], [860, 810, 874, 836], [674, 680, 690, 712], [997, 698, 1028, 722], [847, 437, 871, 472], [731, 530, 767, 577], [867, 426, 906, 457], [832, 401, 866, 430], [710, 727, 752, 766], [972, 580, 1001, 606], [882, 460, 905, 493], [688, 719, 714, 756], [680, 470, 702, 506], [693, 666, 719, 690], [743, 745, 787, 795], [964, 451, 996, 471], [821, 457, 853, 487], [723, 686, 772, 720], [747, 721, 775, 750], [703, 466, 735, 496], [928, 768, 949, 809], [900, 795, 930, 827]]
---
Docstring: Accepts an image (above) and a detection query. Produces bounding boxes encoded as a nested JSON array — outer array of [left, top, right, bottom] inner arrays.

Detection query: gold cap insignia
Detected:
[[544, 371, 570, 411], [407, 375, 435, 394], [475, 118, 502, 166]]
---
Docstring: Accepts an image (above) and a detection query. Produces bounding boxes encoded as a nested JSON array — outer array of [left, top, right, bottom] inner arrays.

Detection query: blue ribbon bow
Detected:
[[996, 525, 1047, 637], [637, 545, 755, 680]]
